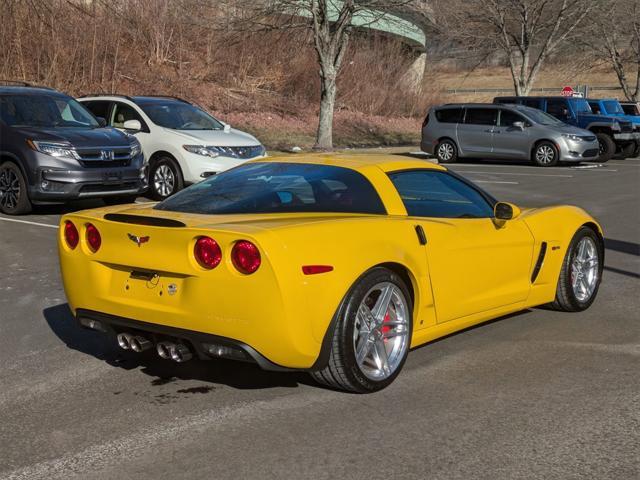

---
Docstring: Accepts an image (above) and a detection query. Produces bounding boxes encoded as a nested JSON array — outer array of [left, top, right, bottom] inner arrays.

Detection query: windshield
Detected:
[[0, 94, 99, 128], [603, 100, 625, 115], [155, 162, 386, 215], [521, 108, 565, 126], [138, 100, 224, 130], [572, 99, 592, 114]]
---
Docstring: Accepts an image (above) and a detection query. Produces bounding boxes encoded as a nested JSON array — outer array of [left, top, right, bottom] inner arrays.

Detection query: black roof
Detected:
[[0, 85, 62, 95]]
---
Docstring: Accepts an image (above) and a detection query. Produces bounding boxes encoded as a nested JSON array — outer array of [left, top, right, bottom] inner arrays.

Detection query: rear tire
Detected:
[[311, 267, 413, 393], [149, 156, 183, 200], [532, 141, 559, 167], [435, 139, 458, 163], [0, 161, 32, 215], [595, 133, 615, 163], [548, 226, 603, 312]]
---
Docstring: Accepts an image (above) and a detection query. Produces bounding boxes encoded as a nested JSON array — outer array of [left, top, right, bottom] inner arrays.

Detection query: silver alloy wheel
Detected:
[[353, 282, 410, 381], [0, 167, 20, 210], [153, 164, 175, 197], [536, 145, 555, 164], [571, 237, 599, 302], [438, 142, 454, 161]]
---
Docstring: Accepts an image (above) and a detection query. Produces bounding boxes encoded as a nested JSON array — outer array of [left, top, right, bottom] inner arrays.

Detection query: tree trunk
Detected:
[[315, 68, 337, 150]]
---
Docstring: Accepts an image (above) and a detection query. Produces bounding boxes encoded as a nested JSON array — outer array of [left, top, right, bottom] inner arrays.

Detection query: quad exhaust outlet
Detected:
[[156, 341, 193, 363]]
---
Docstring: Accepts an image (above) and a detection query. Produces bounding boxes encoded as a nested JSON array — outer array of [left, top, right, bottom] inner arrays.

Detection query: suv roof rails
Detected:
[[0, 79, 56, 90], [78, 93, 134, 101]]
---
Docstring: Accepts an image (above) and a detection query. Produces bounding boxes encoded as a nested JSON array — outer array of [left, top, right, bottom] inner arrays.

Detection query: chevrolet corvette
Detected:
[[58, 154, 604, 392]]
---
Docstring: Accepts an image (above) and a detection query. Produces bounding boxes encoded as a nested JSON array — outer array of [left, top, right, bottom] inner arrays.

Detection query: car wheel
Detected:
[[103, 195, 139, 206], [0, 161, 32, 215], [311, 267, 413, 393], [532, 141, 559, 167], [615, 142, 636, 159], [150, 157, 183, 200], [549, 226, 603, 312], [632, 141, 640, 158], [595, 133, 615, 162], [436, 139, 458, 163]]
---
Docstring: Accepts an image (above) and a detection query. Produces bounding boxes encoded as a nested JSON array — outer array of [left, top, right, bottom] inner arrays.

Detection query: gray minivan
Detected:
[[0, 85, 147, 215], [421, 103, 600, 167]]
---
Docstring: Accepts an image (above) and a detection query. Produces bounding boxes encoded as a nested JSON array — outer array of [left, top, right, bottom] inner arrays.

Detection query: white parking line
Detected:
[[0, 217, 58, 229], [458, 171, 573, 178]]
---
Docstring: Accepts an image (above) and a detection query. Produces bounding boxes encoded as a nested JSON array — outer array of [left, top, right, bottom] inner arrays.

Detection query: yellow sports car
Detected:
[[58, 154, 604, 392]]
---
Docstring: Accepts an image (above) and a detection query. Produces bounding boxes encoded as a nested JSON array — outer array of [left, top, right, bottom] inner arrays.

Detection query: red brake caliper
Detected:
[[381, 311, 391, 341]]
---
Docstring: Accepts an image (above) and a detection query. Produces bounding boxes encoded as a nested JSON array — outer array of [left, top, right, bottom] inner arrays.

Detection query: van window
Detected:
[[435, 108, 463, 123], [464, 108, 498, 126], [499, 110, 526, 127]]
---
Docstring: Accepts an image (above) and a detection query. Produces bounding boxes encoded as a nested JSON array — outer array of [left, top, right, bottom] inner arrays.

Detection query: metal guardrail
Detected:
[[444, 86, 623, 94]]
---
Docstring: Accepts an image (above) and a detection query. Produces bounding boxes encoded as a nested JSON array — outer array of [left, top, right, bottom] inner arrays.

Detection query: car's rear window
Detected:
[[155, 162, 386, 215], [435, 108, 463, 123]]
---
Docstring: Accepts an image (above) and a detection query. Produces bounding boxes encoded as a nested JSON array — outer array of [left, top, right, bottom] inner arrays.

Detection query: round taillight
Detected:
[[86, 223, 101, 252], [64, 221, 79, 249], [232, 240, 261, 274], [194, 236, 222, 269]]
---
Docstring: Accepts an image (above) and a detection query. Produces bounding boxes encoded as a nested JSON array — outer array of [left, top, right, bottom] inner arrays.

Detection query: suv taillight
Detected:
[[64, 221, 79, 249], [86, 223, 101, 252], [231, 240, 261, 274], [194, 236, 222, 269]]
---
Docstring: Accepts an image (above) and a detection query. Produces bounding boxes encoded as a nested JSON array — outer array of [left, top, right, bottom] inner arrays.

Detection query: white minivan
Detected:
[[79, 95, 266, 199]]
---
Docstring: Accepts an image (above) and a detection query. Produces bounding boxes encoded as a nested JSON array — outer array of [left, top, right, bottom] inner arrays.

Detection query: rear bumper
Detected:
[[76, 308, 295, 371]]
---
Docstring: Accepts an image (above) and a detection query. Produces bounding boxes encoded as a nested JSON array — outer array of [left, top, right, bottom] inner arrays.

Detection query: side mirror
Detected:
[[512, 121, 525, 130], [494, 201, 521, 221], [96, 116, 107, 127], [123, 119, 142, 131], [223, 124, 231, 133]]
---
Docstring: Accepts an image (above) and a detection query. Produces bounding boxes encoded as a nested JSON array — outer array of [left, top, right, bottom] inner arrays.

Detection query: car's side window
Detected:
[[464, 108, 498, 126], [588, 102, 601, 114], [546, 99, 569, 119], [82, 101, 112, 121], [435, 108, 464, 123], [388, 170, 495, 219], [499, 110, 527, 127], [111, 102, 145, 129]]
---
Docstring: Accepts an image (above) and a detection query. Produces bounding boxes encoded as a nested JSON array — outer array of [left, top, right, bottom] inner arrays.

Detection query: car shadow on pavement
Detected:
[[43, 303, 311, 390]]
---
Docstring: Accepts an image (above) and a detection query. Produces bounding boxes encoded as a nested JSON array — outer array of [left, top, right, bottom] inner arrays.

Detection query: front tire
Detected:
[[149, 157, 183, 200], [311, 267, 413, 393], [595, 133, 615, 163], [532, 141, 559, 167], [548, 226, 603, 312], [435, 139, 458, 163], [0, 161, 32, 215]]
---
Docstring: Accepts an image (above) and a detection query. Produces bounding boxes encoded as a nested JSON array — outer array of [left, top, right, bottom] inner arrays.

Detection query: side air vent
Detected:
[[531, 241, 547, 283], [103, 213, 186, 228]]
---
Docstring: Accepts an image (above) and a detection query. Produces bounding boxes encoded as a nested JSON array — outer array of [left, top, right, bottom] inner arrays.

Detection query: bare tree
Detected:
[[583, 0, 640, 101], [436, 0, 595, 95], [232, 0, 417, 149]]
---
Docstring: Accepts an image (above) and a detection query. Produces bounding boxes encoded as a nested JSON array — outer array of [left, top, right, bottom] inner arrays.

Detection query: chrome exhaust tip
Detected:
[[170, 344, 193, 363], [117, 333, 132, 350], [130, 336, 152, 353], [156, 342, 174, 359]]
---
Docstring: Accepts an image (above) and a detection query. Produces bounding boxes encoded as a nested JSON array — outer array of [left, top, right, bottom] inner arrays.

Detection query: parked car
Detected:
[[421, 103, 599, 167], [0, 85, 146, 215], [620, 101, 640, 116], [79, 95, 266, 200], [58, 154, 604, 392], [493, 96, 637, 162], [587, 98, 640, 158]]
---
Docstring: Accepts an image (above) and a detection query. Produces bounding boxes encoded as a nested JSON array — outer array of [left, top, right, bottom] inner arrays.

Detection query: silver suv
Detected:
[[421, 103, 600, 167]]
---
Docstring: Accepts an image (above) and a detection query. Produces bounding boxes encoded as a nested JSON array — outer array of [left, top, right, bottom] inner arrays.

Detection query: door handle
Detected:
[[415, 225, 427, 245]]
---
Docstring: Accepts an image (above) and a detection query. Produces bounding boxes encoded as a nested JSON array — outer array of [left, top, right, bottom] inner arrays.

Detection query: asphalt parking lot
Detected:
[[1, 153, 638, 480]]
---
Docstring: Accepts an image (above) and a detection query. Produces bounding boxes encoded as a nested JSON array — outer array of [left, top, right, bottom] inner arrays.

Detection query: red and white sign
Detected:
[[561, 86, 574, 97]]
